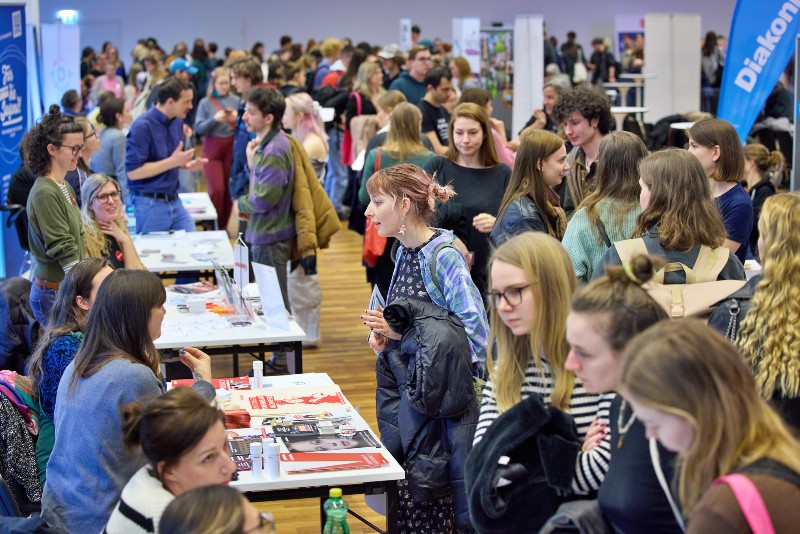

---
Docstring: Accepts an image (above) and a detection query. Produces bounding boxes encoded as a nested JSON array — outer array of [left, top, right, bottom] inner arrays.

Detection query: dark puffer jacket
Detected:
[[465, 393, 582, 533], [376, 298, 478, 530]]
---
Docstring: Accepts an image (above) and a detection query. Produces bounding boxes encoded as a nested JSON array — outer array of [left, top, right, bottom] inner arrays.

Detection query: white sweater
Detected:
[[105, 466, 174, 534]]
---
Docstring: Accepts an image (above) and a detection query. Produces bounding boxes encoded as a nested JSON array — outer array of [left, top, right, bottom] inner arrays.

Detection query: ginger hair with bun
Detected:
[[365, 162, 455, 222]]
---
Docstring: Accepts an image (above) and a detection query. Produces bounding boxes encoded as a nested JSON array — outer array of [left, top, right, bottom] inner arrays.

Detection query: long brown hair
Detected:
[[634, 149, 726, 250], [69, 269, 165, 393], [27, 258, 111, 396], [622, 320, 800, 518], [496, 130, 564, 238], [445, 102, 499, 167], [580, 131, 647, 240], [383, 103, 429, 161]]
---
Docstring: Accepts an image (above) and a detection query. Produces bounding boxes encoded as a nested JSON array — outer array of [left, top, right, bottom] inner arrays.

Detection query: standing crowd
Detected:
[[2, 26, 799, 534]]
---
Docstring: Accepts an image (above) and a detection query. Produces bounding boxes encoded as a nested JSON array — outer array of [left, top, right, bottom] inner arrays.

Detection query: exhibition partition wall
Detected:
[[512, 15, 544, 138]]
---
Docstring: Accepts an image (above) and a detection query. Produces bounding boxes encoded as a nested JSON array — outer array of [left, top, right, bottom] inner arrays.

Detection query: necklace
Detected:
[[616, 399, 636, 449]]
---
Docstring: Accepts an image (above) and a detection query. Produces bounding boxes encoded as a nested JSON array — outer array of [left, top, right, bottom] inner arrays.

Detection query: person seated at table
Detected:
[[41, 269, 212, 532], [81, 174, 146, 269], [621, 320, 800, 532], [688, 118, 753, 264], [25, 257, 113, 482], [159, 484, 274, 534], [105, 387, 236, 533]]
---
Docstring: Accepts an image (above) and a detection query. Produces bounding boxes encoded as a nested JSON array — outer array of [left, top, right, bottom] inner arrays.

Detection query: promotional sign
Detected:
[[40, 23, 80, 111], [717, 0, 800, 141], [0, 4, 26, 278], [452, 17, 481, 75]]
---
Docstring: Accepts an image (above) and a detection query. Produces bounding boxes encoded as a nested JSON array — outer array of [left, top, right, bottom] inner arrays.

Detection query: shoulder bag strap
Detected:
[[208, 96, 236, 130], [595, 218, 612, 248], [429, 241, 459, 294], [650, 438, 686, 531], [712, 474, 776, 534], [692, 245, 731, 282], [375, 147, 382, 172], [353, 91, 362, 116]]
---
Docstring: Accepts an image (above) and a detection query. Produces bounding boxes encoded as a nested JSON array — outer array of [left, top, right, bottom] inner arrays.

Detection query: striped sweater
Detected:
[[238, 129, 296, 245], [474, 358, 613, 494]]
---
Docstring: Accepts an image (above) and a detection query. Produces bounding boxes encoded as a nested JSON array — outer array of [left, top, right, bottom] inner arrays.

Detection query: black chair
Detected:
[[0, 473, 22, 517], [0, 204, 31, 277]]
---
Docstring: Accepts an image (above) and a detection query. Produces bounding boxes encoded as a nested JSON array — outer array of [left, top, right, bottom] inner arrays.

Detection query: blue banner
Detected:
[[0, 4, 27, 278], [718, 0, 800, 141]]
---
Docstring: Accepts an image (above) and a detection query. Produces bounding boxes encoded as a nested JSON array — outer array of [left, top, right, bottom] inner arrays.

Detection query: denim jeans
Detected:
[[323, 128, 349, 210], [131, 195, 196, 234], [29, 282, 58, 327]]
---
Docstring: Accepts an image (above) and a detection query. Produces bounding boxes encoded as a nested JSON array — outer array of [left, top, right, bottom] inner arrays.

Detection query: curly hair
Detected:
[[551, 86, 614, 135], [737, 193, 800, 399], [21, 104, 84, 176]]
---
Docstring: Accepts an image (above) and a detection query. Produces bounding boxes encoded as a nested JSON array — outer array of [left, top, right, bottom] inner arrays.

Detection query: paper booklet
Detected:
[[279, 451, 389, 474], [171, 376, 251, 390], [232, 385, 350, 416]]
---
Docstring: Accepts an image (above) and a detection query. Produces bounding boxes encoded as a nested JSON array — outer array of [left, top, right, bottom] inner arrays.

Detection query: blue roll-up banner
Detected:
[[0, 4, 27, 278], [718, 0, 800, 142]]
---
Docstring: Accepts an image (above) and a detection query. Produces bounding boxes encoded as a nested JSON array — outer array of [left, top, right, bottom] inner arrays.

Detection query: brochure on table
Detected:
[[182, 373, 394, 478], [233, 234, 249, 289]]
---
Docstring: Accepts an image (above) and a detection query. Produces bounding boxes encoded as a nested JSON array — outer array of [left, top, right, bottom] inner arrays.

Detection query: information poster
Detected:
[[0, 4, 26, 278]]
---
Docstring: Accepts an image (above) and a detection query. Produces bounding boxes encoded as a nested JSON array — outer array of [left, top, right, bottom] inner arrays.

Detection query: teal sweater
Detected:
[[359, 147, 435, 206], [562, 199, 640, 284]]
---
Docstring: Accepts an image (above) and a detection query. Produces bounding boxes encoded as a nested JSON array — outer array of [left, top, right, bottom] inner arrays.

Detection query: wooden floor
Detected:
[[209, 222, 388, 533]]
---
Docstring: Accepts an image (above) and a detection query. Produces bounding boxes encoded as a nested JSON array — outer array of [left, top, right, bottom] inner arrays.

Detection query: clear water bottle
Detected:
[[323, 488, 349, 534], [126, 205, 137, 235]]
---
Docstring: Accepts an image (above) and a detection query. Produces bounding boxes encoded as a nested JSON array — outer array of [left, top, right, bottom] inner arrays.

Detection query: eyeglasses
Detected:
[[60, 143, 85, 155], [417, 56, 433, 62], [244, 512, 276, 534], [84, 129, 97, 140], [94, 191, 120, 203], [489, 284, 533, 308]]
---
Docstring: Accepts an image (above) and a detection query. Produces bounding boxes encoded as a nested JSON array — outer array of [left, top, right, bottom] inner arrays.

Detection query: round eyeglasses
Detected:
[[489, 284, 532, 308], [60, 143, 85, 155]]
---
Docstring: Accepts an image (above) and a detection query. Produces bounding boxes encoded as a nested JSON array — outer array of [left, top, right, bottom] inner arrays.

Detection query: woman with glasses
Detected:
[[64, 115, 101, 208], [475, 232, 611, 494], [159, 485, 275, 534], [81, 173, 145, 269], [106, 387, 237, 534], [21, 104, 87, 326]]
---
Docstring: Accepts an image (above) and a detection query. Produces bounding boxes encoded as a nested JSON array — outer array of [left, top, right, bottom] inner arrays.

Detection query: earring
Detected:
[[398, 212, 406, 236]]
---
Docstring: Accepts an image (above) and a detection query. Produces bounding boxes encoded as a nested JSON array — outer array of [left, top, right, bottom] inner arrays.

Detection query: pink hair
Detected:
[[285, 92, 328, 149], [366, 163, 455, 221]]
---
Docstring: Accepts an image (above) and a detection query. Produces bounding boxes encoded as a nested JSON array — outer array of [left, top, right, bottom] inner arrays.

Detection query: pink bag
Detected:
[[711, 474, 775, 534]]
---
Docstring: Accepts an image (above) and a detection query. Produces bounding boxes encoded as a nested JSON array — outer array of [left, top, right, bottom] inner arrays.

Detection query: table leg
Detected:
[[293, 342, 303, 374], [320, 496, 326, 533], [619, 87, 630, 107], [386, 481, 399, 534], [233, 352, 239, 376], [613, 113, 625, 133]]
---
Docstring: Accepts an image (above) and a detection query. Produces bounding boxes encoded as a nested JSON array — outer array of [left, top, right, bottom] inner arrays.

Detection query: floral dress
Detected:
[[387, 231, 457, 533]]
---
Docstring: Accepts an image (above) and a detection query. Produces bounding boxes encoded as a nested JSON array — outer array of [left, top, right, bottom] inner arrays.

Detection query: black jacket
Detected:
[[376, 298, 477, 530], [490, 196, 547, 248], [465, 393, 582, 533]]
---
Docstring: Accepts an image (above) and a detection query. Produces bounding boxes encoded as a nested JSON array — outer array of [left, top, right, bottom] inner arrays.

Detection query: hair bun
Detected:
[[606, 253, 661, 285]]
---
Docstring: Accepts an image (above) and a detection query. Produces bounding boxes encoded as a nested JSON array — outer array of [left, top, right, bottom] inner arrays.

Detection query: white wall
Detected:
[[38, 0, 736, 61]]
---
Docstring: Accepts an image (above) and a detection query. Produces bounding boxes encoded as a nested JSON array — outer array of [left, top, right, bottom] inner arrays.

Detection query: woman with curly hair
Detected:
[[81, 174, 145, 269], [22, 104, 87, 326], [622, 320, 800, 531], [563, 131, 647, 284], [710, 193, 800, 431]]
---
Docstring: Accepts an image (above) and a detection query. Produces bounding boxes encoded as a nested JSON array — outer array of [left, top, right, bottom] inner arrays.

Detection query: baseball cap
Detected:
[[169, 58, 198, 75], [378, 44, 404, 60]]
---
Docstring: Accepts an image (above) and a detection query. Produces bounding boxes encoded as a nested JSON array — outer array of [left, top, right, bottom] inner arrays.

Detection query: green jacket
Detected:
[[27, 177, 86, 282]]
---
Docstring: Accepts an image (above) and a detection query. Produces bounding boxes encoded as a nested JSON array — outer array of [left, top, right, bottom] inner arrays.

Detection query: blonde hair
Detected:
[[353, 61, 385, 101], [743, 143, 784, 180], [737, 193, 800, 399], [451, 57, 473, 85], [622, 320, 800, 518], [80, 174, 129, 258], [319, 38, 343, 59], [376, 90, 407, 114], [383, 103, 428, 161], [487, 233, 577, 412]]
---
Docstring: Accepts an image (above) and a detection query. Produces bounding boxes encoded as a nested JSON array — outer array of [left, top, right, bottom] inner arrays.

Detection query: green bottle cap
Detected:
[[329, 487, 342, 498]]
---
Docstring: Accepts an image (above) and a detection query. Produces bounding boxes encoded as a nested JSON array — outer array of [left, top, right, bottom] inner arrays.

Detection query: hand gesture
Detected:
[[179, 346, 212, 382], [170, 143, 194, 168], [472, 213, 496, 234], [213, 109, 228, 123], [245, 137, 260, 168], [368, 331, 388, 352], [361, 306, 401, 341], [581, 417, 608, 452], [530, 108, 547, 130], [184, 157, 209, 171], [97, 219, 128, 244], [183, 124, 193, 138]]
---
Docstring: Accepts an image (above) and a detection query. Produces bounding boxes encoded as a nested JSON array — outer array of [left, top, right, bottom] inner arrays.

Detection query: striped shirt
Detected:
[[474, 357, 613, 494]]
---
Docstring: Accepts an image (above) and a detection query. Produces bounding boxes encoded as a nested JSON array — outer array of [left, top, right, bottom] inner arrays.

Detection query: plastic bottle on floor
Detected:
[[323, 488, 350, 534]]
